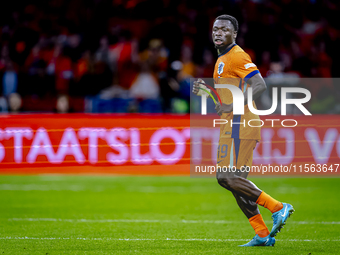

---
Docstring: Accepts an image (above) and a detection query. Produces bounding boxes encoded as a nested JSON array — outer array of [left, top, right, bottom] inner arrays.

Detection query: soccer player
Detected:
[[192, 15, 294, 247]]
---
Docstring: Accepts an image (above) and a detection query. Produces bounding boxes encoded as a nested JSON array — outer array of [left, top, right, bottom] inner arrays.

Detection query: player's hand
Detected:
[[215, 103, 232, 116], [192, 78, 205, 95]]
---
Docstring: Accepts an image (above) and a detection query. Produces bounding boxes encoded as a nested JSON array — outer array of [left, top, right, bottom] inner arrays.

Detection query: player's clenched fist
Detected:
[[215, 102, 233, 116], [192, 79, 200, 95], [192, 78, 210, 96]]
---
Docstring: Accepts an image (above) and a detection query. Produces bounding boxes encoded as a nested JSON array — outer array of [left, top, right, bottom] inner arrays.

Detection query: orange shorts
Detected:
[[217, 138, 257, 169]]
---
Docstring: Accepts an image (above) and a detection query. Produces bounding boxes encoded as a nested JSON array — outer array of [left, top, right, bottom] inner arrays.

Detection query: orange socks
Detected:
[[249, 192, 283, 237], [256, 191, 283, 213], [249, 214, 270, 238]]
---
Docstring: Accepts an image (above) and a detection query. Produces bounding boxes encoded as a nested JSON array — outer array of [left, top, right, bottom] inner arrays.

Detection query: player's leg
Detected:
[[233, 140, 271, 239], [217, 139, 271, 242], [239, 140, 294, 237], [216, 139, 285, 211], [235, 140, 294, 238], [239, 181, 294, 238], [231, 143, 260, 219], [232, 192, 272, 239], [232, 192, 259, 218], [231, 141, 261, 220], [217, 138, 262, 200]]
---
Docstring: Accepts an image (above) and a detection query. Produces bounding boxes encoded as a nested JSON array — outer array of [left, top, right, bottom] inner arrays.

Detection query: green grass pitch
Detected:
[[0, 175, 339, 254]]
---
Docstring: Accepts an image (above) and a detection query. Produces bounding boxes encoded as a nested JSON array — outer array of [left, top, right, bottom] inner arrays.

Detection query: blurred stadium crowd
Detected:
[[0, 0, 339, 114]]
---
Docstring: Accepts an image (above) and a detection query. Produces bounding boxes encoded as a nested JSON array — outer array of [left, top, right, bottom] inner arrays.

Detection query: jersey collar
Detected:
[[218, 43, 236, 58]]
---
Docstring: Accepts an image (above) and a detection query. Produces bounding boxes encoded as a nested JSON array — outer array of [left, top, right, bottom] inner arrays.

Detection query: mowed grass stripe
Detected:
[[7, 218, 340, 224], [1, 237, 340, 242]]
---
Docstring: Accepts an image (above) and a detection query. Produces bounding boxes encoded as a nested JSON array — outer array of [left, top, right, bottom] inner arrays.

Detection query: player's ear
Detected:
[[233, 31, 237, 40]]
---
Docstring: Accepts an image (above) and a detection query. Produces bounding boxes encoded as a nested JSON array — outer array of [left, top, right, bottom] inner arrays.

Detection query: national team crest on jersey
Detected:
[[218, 62, 225, 75]]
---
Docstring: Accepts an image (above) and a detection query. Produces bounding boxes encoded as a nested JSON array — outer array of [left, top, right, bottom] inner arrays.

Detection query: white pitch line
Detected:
[[0, 184, 86, 191], [9, 218, 172, 223], [0, 237, 339, 242], [7, 218, 340, 225]]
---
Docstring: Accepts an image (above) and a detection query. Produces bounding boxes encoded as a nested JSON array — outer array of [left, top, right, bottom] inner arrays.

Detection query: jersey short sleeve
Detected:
[[231, 52, 260, 82]]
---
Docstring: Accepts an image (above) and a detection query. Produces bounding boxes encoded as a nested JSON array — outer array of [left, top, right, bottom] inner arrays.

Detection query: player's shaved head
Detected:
[[215, 15, 239, 32]]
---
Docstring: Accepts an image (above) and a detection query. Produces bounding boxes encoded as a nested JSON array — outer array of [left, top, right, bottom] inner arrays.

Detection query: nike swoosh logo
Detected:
[[217, 160, 223, 164], [280, 206, 288, 218], [264, 239, 269, 245]]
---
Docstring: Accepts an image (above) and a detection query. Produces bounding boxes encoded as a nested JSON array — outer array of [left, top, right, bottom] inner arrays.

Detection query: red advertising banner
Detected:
[[247, 115, 340, 176], [0, 114, 190, 174], [0, 114, 339, 175]]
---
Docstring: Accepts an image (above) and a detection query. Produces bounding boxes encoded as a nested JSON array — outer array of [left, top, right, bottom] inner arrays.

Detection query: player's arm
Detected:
[[243, 73, 266, 105]]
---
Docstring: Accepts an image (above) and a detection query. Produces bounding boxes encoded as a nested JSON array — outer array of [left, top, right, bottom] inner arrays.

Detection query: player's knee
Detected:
[[216, 176, 233, 191]]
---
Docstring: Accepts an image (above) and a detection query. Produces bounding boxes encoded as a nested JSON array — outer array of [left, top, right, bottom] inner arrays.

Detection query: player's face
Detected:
[[212, 20, 237, 49]]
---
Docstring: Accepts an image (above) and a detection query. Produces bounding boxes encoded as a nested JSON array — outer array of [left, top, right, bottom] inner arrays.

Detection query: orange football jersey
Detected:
[[213, 44, 261, 140]]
